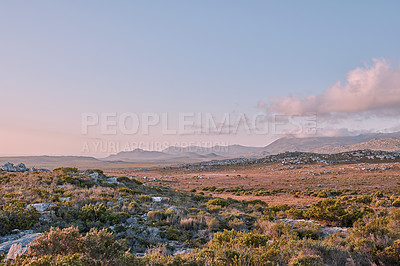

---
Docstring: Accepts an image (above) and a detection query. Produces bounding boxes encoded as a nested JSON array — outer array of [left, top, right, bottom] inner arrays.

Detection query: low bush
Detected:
[[207, 198, 229, 207], [0, 202, 41, 235]]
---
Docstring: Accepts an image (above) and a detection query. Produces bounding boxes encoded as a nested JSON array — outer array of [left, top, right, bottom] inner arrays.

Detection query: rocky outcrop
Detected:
[[104, 177, 122, 184], [152, 197, 169, 203], [0, 232, 41, 259], [27, 203, 56, 213], [27, 203, 56, 221], [279, 218, 347, 239], [88, 172, 101, 183], [6, 243, 25, 261], [1, 163, 27, 172], [0, 163, 45, 172]]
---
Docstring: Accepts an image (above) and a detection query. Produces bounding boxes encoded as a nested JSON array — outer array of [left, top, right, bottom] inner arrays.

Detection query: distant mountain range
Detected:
[[1, 132, 400, 169], [261, 131, 400, 155], [313, 137, 400, 154], [104, 132, 400, 162], [104, 145, 260, 162]]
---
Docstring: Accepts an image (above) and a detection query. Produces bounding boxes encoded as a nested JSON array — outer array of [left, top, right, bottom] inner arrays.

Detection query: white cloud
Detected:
[[268, 58, 400, 118]]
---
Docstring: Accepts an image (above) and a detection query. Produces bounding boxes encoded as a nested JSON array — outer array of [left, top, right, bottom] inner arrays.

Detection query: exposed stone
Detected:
[[59, 197, 70, 202], [167, 206, 179, 213], [89, 172, 100, 183], [1, 162, 27, 172], [104, 177, 122, 185], [279, 218, 347, 239], [6, 243, 26, 261], [27, 203, 56, 221], [0, 233, 41, 257], [27, 203, 56, 213], [152, 197, 169, 202], [126, 217, 138, 227], [143, 227, 160, 242]]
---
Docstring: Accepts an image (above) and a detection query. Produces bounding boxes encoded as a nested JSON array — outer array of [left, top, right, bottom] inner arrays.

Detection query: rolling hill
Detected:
[[261, 131, 400, 155]]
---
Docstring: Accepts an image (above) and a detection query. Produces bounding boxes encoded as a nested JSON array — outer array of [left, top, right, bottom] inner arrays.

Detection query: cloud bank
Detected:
[[268, 58, 400, 118]]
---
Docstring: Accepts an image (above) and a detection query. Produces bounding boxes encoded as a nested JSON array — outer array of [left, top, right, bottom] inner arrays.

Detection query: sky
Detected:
[[1, 1, 400, 156]]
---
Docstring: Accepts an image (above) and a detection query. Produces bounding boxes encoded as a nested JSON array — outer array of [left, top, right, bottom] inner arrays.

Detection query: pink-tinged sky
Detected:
[[1, 1, 400, 157]]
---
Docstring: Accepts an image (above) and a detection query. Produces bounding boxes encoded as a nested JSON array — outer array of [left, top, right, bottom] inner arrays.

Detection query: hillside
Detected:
[[262, 131, 400, 155], [314, 137, 400, 154], [104, 145, 262, 163], [2, 151, 400, 264], [104, 148, 222, 163]]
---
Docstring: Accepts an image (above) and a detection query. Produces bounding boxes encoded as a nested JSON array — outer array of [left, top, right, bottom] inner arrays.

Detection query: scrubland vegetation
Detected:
[[1, 163, 400, 265]]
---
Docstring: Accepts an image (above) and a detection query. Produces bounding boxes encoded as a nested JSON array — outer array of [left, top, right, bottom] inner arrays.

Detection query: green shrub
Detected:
[[118, 187, 134, 194], [356, 195, 372, 204], [384, 239, 400, 264], [116, 176, 133, 184], [207, 198, 229, 207], [244, 199, 268, 206], [138, 195, 152, 202], [79, 203, 117, 224], [304, 199, 368, 227], [147, 210, 166, 221], [92, 169, 104, 174], [269, 204, 290, 212], [289, 252, 324, 266], [24, 226, 134, 265], [29, 226, 82, 256], [286, 208, 304, 219], [228, 218, 247, 232], [392, 199, 400, 207], [0, 202, 41, 235], [210, 229, 270, 249], [54, 167, 78, 174]]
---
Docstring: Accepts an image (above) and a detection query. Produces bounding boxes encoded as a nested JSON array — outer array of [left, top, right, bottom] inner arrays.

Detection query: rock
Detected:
[[1, 163, 28, 172], [167, 206, 179, 213], [0, 233, 41, 257], [0, 230, 34, 244], [126, 229, 135, 236], [89, 172, 100, 183], [10, 229, 21, 235], [152, 197, 169, 202], [126, 217, 138, 227], [168, 241, 193, 256], [16, 163, 27, 172], [6, 243, 26, 261], [104, 177, 121, 185], [2, 162, 16, 172], [144, 227, 160, 242], [59, 197, 70, 202], [320, 226, 347, 238], [27, 203, 56, 221], [279, 218, 347, 239], [27, 203, 56, 213]]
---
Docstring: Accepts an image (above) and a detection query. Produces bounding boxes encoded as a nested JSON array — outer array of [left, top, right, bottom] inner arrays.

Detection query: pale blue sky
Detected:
[[1, 1, 400, 155]]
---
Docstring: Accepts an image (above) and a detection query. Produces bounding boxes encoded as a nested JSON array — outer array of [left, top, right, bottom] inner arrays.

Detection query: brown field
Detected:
[[112, 161, 400, 208]]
